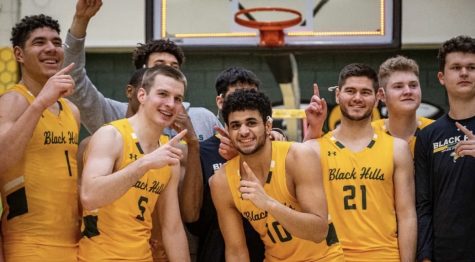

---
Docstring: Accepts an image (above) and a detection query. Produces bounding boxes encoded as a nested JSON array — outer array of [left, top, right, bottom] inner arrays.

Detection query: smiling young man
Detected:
[[0, 15, 80, 261], [67, 0, 207, 231], [186, 67, 265, 262], [68, 2, 205, 260], [415, 35, 475, 261], [373, 56, 433, 155], [78, 65, 190, 261], [305, 63, 416, 261], [210, 89, 344, 261]]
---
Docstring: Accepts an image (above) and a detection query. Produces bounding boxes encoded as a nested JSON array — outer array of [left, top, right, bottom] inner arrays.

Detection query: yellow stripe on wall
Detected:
[[272, 109, 306, 119]]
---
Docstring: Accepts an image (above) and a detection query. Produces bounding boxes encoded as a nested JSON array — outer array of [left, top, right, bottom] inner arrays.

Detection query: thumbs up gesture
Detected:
[[143, 129, 188, 169], [35, 63, 75, 110]]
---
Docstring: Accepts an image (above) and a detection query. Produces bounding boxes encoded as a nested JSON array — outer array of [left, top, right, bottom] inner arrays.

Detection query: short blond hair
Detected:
[[378, 56, 419, 88], [141, 64, 187, 93]]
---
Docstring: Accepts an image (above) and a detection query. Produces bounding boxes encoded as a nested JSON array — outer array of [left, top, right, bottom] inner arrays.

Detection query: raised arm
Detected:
[[158, 163, 190, 262], [80, 127, 186, 210], [393, 138, 417, 262], [210, 169, 250, 262], [69, 0, 102, 38], [239, 143, 328, 243], [0, 64, 75, 173], [65, 0, 127, 133], [414, 131, 433, 261]]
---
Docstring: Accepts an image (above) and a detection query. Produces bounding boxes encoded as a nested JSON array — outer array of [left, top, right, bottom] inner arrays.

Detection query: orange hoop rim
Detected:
[[234, 7, 302, 30]]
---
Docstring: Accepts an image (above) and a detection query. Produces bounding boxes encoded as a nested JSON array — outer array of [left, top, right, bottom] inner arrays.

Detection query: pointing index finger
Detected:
[[169, 129, 187, 145], [456, 122, 475, 139], [242, 161, 258, 182], [313, 83, 320, 97], [55, 63, 75, 76], [214, 126, 229, 139]]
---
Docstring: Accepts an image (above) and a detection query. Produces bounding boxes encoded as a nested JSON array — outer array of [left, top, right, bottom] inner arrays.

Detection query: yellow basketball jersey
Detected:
[[372, 116, 433, 156], [78, 119, 172, 262], [225, 141, 344, 262], [319, 129, 399, 261], [0, 84, 80, 261]]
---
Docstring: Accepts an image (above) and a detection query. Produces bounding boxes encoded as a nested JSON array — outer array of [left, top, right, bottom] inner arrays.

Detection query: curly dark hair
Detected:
[[10, 14, 60, 48], [222, 89, 272, 125], [437, 35, 475, 71], [215, 66, 261, 96], [338, 63, 379, 91], [132, 39, 185, 69]]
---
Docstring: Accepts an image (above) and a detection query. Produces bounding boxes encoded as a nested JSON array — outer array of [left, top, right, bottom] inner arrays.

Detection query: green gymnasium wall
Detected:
[[82, 49, 446, 137]]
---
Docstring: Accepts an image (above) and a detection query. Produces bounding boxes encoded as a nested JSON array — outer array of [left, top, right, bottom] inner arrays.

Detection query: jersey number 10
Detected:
[[266, 221, 292, 243]]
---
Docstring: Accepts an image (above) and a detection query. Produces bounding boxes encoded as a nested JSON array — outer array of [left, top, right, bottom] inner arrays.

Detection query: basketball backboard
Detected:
[[146, 0, 401, 50]]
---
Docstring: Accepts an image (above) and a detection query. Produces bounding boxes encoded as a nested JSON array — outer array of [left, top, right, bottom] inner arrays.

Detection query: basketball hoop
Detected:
[[235, 7, 302, 47]]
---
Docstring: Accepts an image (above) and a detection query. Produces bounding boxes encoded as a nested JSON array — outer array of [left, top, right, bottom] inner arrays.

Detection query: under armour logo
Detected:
[[129, 153, 138, 160], [328, 151, 336, 156]]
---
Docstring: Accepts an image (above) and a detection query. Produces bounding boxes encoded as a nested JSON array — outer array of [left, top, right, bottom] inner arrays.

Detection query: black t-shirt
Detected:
[[415, 114, 475, 261], [186, 135, 264, 262]]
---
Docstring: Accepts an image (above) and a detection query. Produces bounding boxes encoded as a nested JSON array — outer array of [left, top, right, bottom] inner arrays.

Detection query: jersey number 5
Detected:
[[136, 196, 148, 221], [343, 185, 367, 210]]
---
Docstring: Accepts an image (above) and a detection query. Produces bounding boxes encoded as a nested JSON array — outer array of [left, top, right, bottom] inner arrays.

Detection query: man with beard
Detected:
[[210, 89, 344, 261], [186, 67, 265, 262], [305, 63, 416, 261]]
